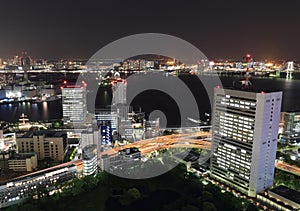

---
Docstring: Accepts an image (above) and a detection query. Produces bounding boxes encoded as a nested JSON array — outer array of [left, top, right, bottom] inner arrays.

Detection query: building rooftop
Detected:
[[83, 144, 97, 160], [119, 147, 140, 155], [10, 153, 36, 160], [21, 131, 65, 138], [269, 185, 300, 205], [216, 87, 283, 95]]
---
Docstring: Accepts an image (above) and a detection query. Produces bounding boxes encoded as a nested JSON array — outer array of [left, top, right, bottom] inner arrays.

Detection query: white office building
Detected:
[[210, 88, 282, 197], [62, 84, 87, 124], [112, 79, 127, 105]]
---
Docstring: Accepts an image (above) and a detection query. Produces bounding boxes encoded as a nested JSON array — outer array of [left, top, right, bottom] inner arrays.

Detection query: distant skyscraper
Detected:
[[111, 79, 127, 105], [61, 81, 87, 124], [21, 55, 30, 82], [80, 124, 100, 150], [210, 88, 282, 197], [100, 125, 112, 146], [95, 110, 120, 148]]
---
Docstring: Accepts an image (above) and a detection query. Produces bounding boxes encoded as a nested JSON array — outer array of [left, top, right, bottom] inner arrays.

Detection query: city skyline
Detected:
[[0, 0, 299, 60], [0, 1, 300, 209]]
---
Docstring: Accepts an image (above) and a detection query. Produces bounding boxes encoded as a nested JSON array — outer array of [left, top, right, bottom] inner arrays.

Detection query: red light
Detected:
[[63, 80, 67, 84], [245, 54, 251, 63], [60, 86, 64, 90], [261, 91, 265, 94]]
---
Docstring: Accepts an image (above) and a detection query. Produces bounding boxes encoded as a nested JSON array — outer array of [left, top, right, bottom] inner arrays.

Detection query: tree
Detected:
[[182, 204, 199, 211], [127, 188, 141, 199], [246, 203, 259, 211], [83, 175, 99, 191], [71, 178, 84, 196], [203, 202, 217, 211], [202, 191, 214, 202]]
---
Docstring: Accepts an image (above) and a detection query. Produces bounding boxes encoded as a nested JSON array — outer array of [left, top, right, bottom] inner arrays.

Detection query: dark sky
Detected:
[[0, 0, 299, 60]]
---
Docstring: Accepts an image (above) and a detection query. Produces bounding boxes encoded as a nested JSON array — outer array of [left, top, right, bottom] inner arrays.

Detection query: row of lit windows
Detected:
[[219, 122, 253, 131], [217, 150, 250, 162], [221, 97, 256, 106], [220, 132, 252, 142], [219, 114, 254, 125], [219, 130, 253, 138], [218, 146, 252, 158], [218, 118, 253, 128], [218, 127, 253, 140], [215, 149, 252, 176], [216, 152, 251, 165], [221, 101, 252, 110]]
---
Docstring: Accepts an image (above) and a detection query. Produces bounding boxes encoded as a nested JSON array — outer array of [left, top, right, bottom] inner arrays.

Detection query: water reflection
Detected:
[[42, 102, 49, 120], [0, 77, 300, 123]]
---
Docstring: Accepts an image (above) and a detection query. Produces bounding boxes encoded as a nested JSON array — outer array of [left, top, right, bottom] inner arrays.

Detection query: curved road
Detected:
[[99, 131, 211, 157]]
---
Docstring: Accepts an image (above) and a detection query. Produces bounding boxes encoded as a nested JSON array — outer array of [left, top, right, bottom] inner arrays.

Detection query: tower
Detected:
[[286, 61, 294, 80], [61, 81, 87, 124], [210, 88, 282, 197]]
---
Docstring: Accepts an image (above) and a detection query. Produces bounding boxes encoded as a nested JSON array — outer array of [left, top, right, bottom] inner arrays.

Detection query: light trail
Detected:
[[99, 131, 211, 157]]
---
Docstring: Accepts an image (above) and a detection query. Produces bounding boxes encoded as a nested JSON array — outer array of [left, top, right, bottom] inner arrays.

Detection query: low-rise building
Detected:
[[0, 163, 78, 209], [269, 186, 300, 209], [0, 90, 5, 100], [282, 111, 300, 134], [257, 185, 300, 211], [280, 111, 300, 144], [100, 147, 141, 172], [17, 131, 67, 161], [8, 153, 37, 172], [0, 131, 17, 170]]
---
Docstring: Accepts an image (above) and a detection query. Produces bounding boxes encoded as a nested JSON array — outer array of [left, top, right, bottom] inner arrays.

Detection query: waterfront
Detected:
[[1, 75, 300, 124]]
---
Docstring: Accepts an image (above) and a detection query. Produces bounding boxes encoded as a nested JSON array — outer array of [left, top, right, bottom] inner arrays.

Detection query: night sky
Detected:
[[0, 0, 299, 60]]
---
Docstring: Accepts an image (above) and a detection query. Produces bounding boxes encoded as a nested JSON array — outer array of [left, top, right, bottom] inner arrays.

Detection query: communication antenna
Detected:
[[240, 54, 252, 90]]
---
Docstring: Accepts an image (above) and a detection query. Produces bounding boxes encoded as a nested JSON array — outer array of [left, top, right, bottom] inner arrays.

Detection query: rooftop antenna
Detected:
[[240, 54, 252, 90]]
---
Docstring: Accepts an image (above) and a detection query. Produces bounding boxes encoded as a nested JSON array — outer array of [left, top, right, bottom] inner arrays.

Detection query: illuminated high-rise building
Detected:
[[210, 88, 282, 197], [21, 55, 30, 82], [61, 81, 87, 124], [111, 79, 127, 105], [82, 144, 97, 176]]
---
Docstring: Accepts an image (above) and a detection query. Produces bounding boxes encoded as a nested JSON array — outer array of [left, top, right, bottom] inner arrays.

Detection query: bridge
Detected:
[[279, 61, 300, 79]]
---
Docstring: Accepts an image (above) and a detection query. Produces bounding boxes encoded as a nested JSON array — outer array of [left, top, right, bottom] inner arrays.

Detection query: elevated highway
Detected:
[[99, 131, 211, 157]]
